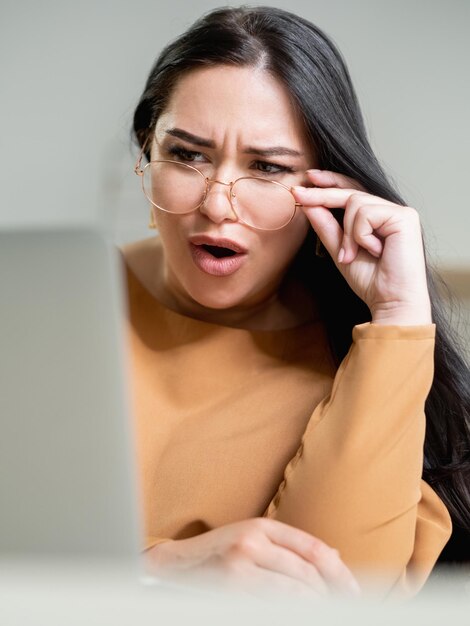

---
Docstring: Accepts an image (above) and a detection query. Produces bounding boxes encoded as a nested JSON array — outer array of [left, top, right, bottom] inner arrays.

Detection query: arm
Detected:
[[264, 322, 451, 594]]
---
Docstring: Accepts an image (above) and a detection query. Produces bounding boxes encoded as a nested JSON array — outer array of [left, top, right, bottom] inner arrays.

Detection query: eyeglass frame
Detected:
[[133, 135, 304, 231]]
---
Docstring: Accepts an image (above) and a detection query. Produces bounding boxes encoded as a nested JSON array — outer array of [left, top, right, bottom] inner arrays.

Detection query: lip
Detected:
[[188, 234, 248, 254], [188, 234, 248, 277]]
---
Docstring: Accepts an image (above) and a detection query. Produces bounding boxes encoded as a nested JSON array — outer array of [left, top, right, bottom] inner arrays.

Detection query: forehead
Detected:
[[155, 65, 308, 148]]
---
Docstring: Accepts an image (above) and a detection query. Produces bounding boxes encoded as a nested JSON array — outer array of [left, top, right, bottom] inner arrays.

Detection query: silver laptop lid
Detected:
[[0, 227, 142, 563]]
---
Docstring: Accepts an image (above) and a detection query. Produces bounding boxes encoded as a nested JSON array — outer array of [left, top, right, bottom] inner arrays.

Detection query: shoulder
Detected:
[[119, 235, 160, 270], [119, 236, 163, 300]]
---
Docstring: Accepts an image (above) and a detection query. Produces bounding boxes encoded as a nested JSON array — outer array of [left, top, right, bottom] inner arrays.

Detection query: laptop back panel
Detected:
[[0, 228, 142, 563]]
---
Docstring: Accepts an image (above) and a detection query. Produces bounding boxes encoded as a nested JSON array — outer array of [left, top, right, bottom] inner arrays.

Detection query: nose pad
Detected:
[[199, 182, 238, 223]]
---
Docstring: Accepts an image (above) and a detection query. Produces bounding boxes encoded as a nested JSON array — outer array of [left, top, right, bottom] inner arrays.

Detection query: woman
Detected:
[[122, 6, 470, 598]]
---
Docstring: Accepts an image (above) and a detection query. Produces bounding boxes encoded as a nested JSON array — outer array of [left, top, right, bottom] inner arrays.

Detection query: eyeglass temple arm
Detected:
[[134, 134, 151, 176]]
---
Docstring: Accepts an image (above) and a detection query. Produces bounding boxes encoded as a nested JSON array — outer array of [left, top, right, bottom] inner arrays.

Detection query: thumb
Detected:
[[301, 205, 344, 262]]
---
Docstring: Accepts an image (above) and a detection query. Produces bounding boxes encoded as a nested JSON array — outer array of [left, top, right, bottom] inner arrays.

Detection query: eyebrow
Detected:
[[165, 127, 304, 158]]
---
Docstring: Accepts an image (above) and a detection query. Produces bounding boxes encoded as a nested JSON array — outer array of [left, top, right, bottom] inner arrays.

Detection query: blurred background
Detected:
[[1, 0, 468, 349]]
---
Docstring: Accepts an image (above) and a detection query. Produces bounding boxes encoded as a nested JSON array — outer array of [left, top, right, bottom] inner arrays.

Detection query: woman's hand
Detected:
[[144, 518, 360, 599], [293, 170, 432, 326]]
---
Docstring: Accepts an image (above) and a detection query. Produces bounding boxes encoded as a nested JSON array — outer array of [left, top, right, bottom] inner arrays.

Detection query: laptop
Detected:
[[0, 227, 142, 570]]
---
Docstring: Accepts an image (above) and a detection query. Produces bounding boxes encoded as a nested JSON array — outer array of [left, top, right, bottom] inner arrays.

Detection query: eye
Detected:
[[252, 160, 295, 176], [166, 145, 207, 163]]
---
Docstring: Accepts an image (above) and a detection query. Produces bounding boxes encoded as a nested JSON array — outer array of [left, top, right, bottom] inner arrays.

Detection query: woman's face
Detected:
[[151, 65, 316, 312]]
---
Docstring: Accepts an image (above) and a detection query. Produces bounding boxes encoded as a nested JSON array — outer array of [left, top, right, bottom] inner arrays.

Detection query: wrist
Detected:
[[371, 300, 432, 326], [144, 539, 175, 570]]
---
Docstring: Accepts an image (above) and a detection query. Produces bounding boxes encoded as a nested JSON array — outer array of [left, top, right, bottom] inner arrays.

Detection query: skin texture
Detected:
[[129, 64, 433, 597], [134, 64, 432, 330], [292, 174, 432, 325], [144, 64, 317, 330]]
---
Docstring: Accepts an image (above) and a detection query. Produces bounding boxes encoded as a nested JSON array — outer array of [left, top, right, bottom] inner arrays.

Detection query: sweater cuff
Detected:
[[142, 536, 173, 552], [353, 322, 436, 341]]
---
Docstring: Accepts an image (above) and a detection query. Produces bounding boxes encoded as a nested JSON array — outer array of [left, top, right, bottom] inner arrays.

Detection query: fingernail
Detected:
[[307, 169, 322, 174], [337, 247, 345, 263], [292, 186, 308, 199]]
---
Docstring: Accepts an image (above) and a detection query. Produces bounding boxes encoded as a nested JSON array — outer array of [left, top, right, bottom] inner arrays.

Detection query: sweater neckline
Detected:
[[123, 257, 321, 337]]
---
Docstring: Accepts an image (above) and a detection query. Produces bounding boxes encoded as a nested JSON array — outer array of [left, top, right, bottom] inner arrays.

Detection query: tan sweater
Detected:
[[124, 260, 452, 594]]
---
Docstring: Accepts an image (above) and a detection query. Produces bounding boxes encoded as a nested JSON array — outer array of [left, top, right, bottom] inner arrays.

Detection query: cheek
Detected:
[[154, 212, 190, 252], [289, 212, 310, 247], [273, 213, 310, 260], [257, 213, 310, 272]]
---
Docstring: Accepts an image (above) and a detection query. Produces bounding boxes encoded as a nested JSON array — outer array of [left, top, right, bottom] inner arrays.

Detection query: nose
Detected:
[[198, 179, 238, 224]]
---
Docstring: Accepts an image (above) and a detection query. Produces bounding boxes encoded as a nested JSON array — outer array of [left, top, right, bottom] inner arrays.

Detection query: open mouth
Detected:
[[201, 244, 238, 258], [189, 239, 248, 276]]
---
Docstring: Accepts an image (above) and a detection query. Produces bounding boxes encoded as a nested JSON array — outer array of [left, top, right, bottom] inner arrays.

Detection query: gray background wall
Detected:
[[1, 0, 469, 334]]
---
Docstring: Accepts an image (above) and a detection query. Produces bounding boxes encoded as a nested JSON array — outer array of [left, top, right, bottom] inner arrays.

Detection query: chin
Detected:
[[191, 289, 246, 311], [186, 280, 256, 311]]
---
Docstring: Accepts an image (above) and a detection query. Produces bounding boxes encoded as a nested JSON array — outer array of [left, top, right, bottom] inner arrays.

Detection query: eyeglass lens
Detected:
[[142, 161, 296, 230]]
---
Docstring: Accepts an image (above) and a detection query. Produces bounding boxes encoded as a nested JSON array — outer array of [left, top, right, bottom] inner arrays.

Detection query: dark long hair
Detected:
[[132, 5, 470, 560]]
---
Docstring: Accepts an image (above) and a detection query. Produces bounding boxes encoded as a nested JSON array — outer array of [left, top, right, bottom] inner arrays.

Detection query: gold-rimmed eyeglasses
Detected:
[[134, 138, 302, 231]]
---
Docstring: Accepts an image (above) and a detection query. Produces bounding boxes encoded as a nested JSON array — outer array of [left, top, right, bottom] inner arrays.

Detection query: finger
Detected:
[[201, 549, 322, 600], [302, 205, 344, 262], [341, 193, 394, 263], [351, 206, 384, 258], [350, 204, 407, 259], [293, 185, 352, 209], [254, 542, 329, 595], [293, 185, 362, 263], [292, 186, 393, 211], [341, 192, 370, 264], [305, 169, 366, 191], [249, 565, 323, 600], [260, 519, 360, 596], [295, 186, 384, 264], [304, 541, 361, 597]]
